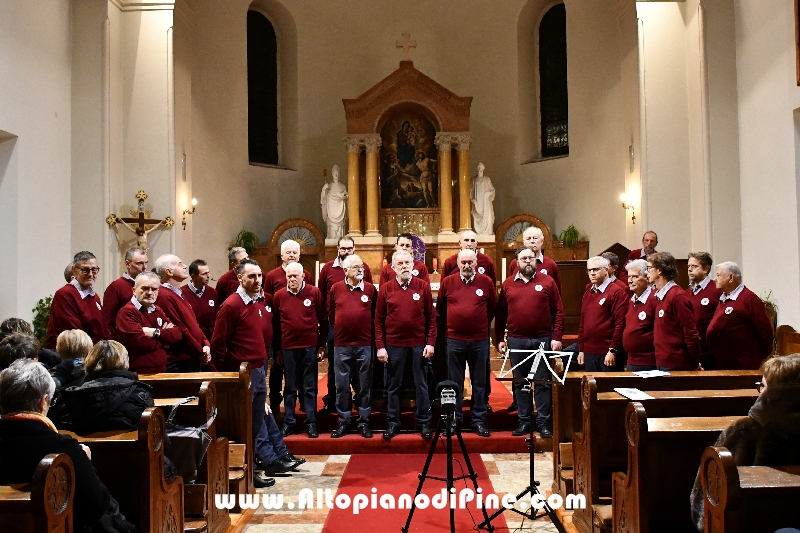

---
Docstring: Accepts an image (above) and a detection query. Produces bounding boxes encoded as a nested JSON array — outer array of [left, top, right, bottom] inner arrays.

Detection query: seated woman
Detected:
[[0, 358, 135, 532], [53, 329, 92, 390], [51, 340, 154, 433], [691, 353, 800, 530], [0, 317, 60, 368]]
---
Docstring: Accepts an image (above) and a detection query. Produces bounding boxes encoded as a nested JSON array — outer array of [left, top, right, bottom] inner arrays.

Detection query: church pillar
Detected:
[[343, 136, 362, 236], [364, 134, 382, 236], [456, 132, 473, 231], [434, 133, 454, 234]]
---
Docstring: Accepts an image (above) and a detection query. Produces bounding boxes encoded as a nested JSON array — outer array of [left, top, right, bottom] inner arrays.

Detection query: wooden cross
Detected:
[[106, 190, 174, 249], [396, 33, 416, 61]]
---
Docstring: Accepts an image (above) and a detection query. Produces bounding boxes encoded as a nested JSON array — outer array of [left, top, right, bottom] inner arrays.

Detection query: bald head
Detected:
[[522, 226, 544, 253], [459, 230, 478, 252], [457, 249, 477, 279], [154, 254, 188, 283], [280, 240, 300, 266]]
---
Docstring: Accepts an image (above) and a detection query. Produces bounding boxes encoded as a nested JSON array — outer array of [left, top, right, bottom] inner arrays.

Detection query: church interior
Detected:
[[2, 0, 800, 532]]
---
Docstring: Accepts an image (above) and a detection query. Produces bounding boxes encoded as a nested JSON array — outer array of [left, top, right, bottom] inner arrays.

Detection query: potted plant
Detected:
[[550, 224, 590, 261], [230, 230, 259, 255], [32, 295, 53, 346]]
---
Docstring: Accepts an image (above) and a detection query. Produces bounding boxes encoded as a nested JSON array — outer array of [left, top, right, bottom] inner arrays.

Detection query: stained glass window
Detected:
[[247, 11, 279, 166], [539, 4, 569, 157]]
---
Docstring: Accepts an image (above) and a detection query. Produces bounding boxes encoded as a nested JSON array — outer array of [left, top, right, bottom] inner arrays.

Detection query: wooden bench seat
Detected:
[[0, 453, 74, 533], [700, 446, 800, 533]]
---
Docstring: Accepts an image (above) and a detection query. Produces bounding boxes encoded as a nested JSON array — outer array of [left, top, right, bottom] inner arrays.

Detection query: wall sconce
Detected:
[[182, 198, 197, 230], [620, 193, 636, 224]]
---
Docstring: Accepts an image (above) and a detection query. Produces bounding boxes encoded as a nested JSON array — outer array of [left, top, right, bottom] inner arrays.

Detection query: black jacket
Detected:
[[50, 369, 154, 433]]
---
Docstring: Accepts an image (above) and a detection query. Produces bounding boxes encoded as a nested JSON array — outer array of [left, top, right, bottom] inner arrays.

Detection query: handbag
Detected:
[[164, 397, 216, 483]]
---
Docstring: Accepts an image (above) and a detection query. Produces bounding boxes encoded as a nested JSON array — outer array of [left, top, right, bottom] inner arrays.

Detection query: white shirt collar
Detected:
[[288, 281, 305, 296], [640, 248, 648, 258], [122, 272, 136, 282], [721, 283, 745, 302], [69, 278, 95, 299], [396, 276, 410, 290], [333, 257, 345, 269], [237, 285, 254, 305], [655, 280, 678, 300], [346, 279, 365, 291], [461, 274, 475, 284], [632, 285, 653, 304], [188, 281, 205, 297], [689, 276, 712, 294], [609, 275, 617, 283], [131, 295, 155, 313], [162, 282, 184, 298], [513, 271, 533, 284], [592, 277, 612, 294]]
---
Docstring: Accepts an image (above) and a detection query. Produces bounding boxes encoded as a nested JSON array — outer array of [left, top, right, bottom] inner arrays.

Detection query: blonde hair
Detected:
[[85, 340, 130, 373], [55, 330, 93, 361], [762, 354, 800, 385]]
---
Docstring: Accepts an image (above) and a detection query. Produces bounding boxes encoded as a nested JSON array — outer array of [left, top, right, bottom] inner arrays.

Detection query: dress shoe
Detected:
[[306, 423, 319, 439], [280, 423, 295, 437], [319, 403, 335, 415], [473, 422, 490, 437], [331, 423, 349, 438], [511, 422, 531, 437], [261, 456, 300, 475], [383, 422, 400, 441], [358, 423, 373, 438], [281, 452, 305, 467], [254, 473, 276, 488], [538, 424, 553, 439], [507, 401, 518, 413], [419, 422, 432, 440]]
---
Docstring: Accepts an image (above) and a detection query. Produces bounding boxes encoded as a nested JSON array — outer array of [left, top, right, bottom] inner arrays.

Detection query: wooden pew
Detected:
[[610, 403, 742, 533], [0, 453, 74, 533], [141, 363, 254, 497], [154, 381, 230, 533], [775, 324, 800, 356], [61, 407, 184, 533], [572, 377, 759, 533], [700, 446, 800, 533], [552, 370, 762, 498]]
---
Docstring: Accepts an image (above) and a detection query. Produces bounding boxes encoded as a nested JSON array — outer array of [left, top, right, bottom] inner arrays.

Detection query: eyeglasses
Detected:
[[349, 265, 365, 270], [755, 381, 765, 393], [587, 267, 603, 274], [339, 247, 354, 252], [77, 267, 100, 275], [518, 257, 535, 263]]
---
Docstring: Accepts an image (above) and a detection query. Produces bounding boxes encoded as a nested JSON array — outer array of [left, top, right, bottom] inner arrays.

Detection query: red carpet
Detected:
[[321, 454, 508, 533]]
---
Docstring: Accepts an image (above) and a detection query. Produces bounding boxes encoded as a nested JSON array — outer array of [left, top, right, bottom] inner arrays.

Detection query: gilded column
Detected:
[[363, 134, 382, 236], [343, 136, 362, 236], [434, 133, 454, 234], [456, 132, 473, 231]]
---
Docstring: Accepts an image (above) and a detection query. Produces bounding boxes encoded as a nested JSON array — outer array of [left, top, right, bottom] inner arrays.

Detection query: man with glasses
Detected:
[[506, 226, 561, 295], [577, 256, 627, 372], [684, 252, 722, 370], [102, 246, 148, 341], [379, 233, 430, 284], [46, 251, 110, 349]]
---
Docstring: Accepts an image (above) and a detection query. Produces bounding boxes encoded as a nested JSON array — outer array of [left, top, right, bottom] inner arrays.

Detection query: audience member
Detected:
[[577, 256, 627, 371], [0, 317, 59, 367], [53, 329, 92, 389], [506, 226, 562, 294], [102, 246, 148, 340], [622, 259, 657, 371], [0, 333, 39, 370], [685, 252, 722, 370], [379, 233, 430, 284], [216, 247, 248, 306], [181, 259, 218, 343]]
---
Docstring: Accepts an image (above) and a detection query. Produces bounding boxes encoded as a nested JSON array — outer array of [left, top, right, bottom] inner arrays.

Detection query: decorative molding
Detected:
[[434, 133, 452, 152], [343, 135, 362, 153], [454, 132, 472, 151], [108, 0, 175, 12], [362, 134, 382, 153]]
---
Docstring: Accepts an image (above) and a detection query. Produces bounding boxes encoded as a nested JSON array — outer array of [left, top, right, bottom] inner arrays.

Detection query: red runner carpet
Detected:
[[321, 453, 508, 533]]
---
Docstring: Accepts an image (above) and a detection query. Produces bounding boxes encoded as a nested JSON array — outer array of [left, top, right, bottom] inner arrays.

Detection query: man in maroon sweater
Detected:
[[102, 246, 148, 340], [622, 259, 657, 371], [46, 251, 110, 349], [154, 254, 211, 372], [216, 247, 248, 306], [318, 236, 373, 415], [379, 233, 430, 285], [328, 254, 376, 438], [376, 250, 437, 441], [506, 226, 562, 294], [577, 256, 628, 372], [439, 249, 497, 437], [116, 272, 181, 374], [706, 262, 773, 370], [685, 252, 722, 370], [273, 262, 326, 439], [619, 231, 658, 285], [496, 247, 564, 437], [602, 252, 629, 294], [442, 230, 496, 285], [182, 259, 218, 343], [646, 252, 701, 370]]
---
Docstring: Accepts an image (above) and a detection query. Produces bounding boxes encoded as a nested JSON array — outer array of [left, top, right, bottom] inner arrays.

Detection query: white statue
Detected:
[[471, 162, 495, 235], [321, 164, 348, 239]]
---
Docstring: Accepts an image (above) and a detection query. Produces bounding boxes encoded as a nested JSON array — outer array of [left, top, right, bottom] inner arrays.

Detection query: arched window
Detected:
[[539, 4, 568, 158], [247, 10, 279, 165]]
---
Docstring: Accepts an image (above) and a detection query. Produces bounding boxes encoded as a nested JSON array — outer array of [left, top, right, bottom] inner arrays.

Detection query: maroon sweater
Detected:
[[443, 252, 496, 285], [272, 283, 325, 350], [264, 266, 313, 296], [622, 291, 657, 367], [495, 272, 564, 342], [215, 269, 240, 306], [684, 280, 722, 351], [578, 282, 627, 354], [45, 283, 109, 349], [318, 260, 373, 316], [116, 300, 182, 374], [102, 276, 135, 340], [156, 285, 209, 365], [328, 281, 377, 346], [375, 277, 437, 349], [379, 260, 430, 284], [437, 273, 497, 343], [706, 287, 773, 370], [211, 292, 273, 371], [508, 255, 562, 295], [181, 284, 218, 342], [653, 284, 701, 369]]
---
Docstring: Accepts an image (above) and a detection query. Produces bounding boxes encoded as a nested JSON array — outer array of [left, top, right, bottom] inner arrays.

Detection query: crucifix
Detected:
[[396, 32, 417, 61], [106, 190, 174, 250]]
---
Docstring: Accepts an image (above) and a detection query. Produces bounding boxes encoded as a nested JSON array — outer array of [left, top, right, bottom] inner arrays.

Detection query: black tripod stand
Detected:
[[402, 381, 494, 533], [478, 376, 567, 533]]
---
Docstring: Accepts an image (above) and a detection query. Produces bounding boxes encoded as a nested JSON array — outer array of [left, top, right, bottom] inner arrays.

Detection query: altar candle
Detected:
[[432, 257, 438, 271], [315, 260, 320, 285], [501, 258, 507, 282]]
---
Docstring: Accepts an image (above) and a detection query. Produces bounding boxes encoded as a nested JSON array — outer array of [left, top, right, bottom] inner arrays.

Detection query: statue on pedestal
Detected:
[[321, 164, 348, 239], [471, 162, 495, 235]]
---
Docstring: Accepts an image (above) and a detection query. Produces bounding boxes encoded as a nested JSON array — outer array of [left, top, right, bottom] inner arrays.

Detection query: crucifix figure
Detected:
[[106, 190, 174, 250], [396, 33, 416, 61]]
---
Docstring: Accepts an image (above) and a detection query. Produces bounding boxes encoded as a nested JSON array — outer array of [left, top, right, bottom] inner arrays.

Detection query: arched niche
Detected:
[[252, 218, 325, 274], [495, 213, 554, 271]]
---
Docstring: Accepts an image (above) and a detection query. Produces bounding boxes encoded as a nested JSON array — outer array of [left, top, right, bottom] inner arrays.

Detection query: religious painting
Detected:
[[380, 113, 439, 209]]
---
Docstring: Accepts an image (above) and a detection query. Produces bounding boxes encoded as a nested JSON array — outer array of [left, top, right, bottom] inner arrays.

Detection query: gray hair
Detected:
[[342, 254, 362, 269], [285, 261, 304, 275], [228, 247, 246, 264], [391, 250, 413, 266], [125, 246, 148, 261], [0, 359, 55, 415], [72, 251, 96, 267], [601, 252, 619, 267], [134, 271, 161, 287], [154, 254, 179, 278], [457, 249, 477, 261], [280, 240, 300, 254], [625, 259, 648, 276], [717, 261, 742, 282], [587, 256, 610, 269], [522, 226, 544, 239]]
